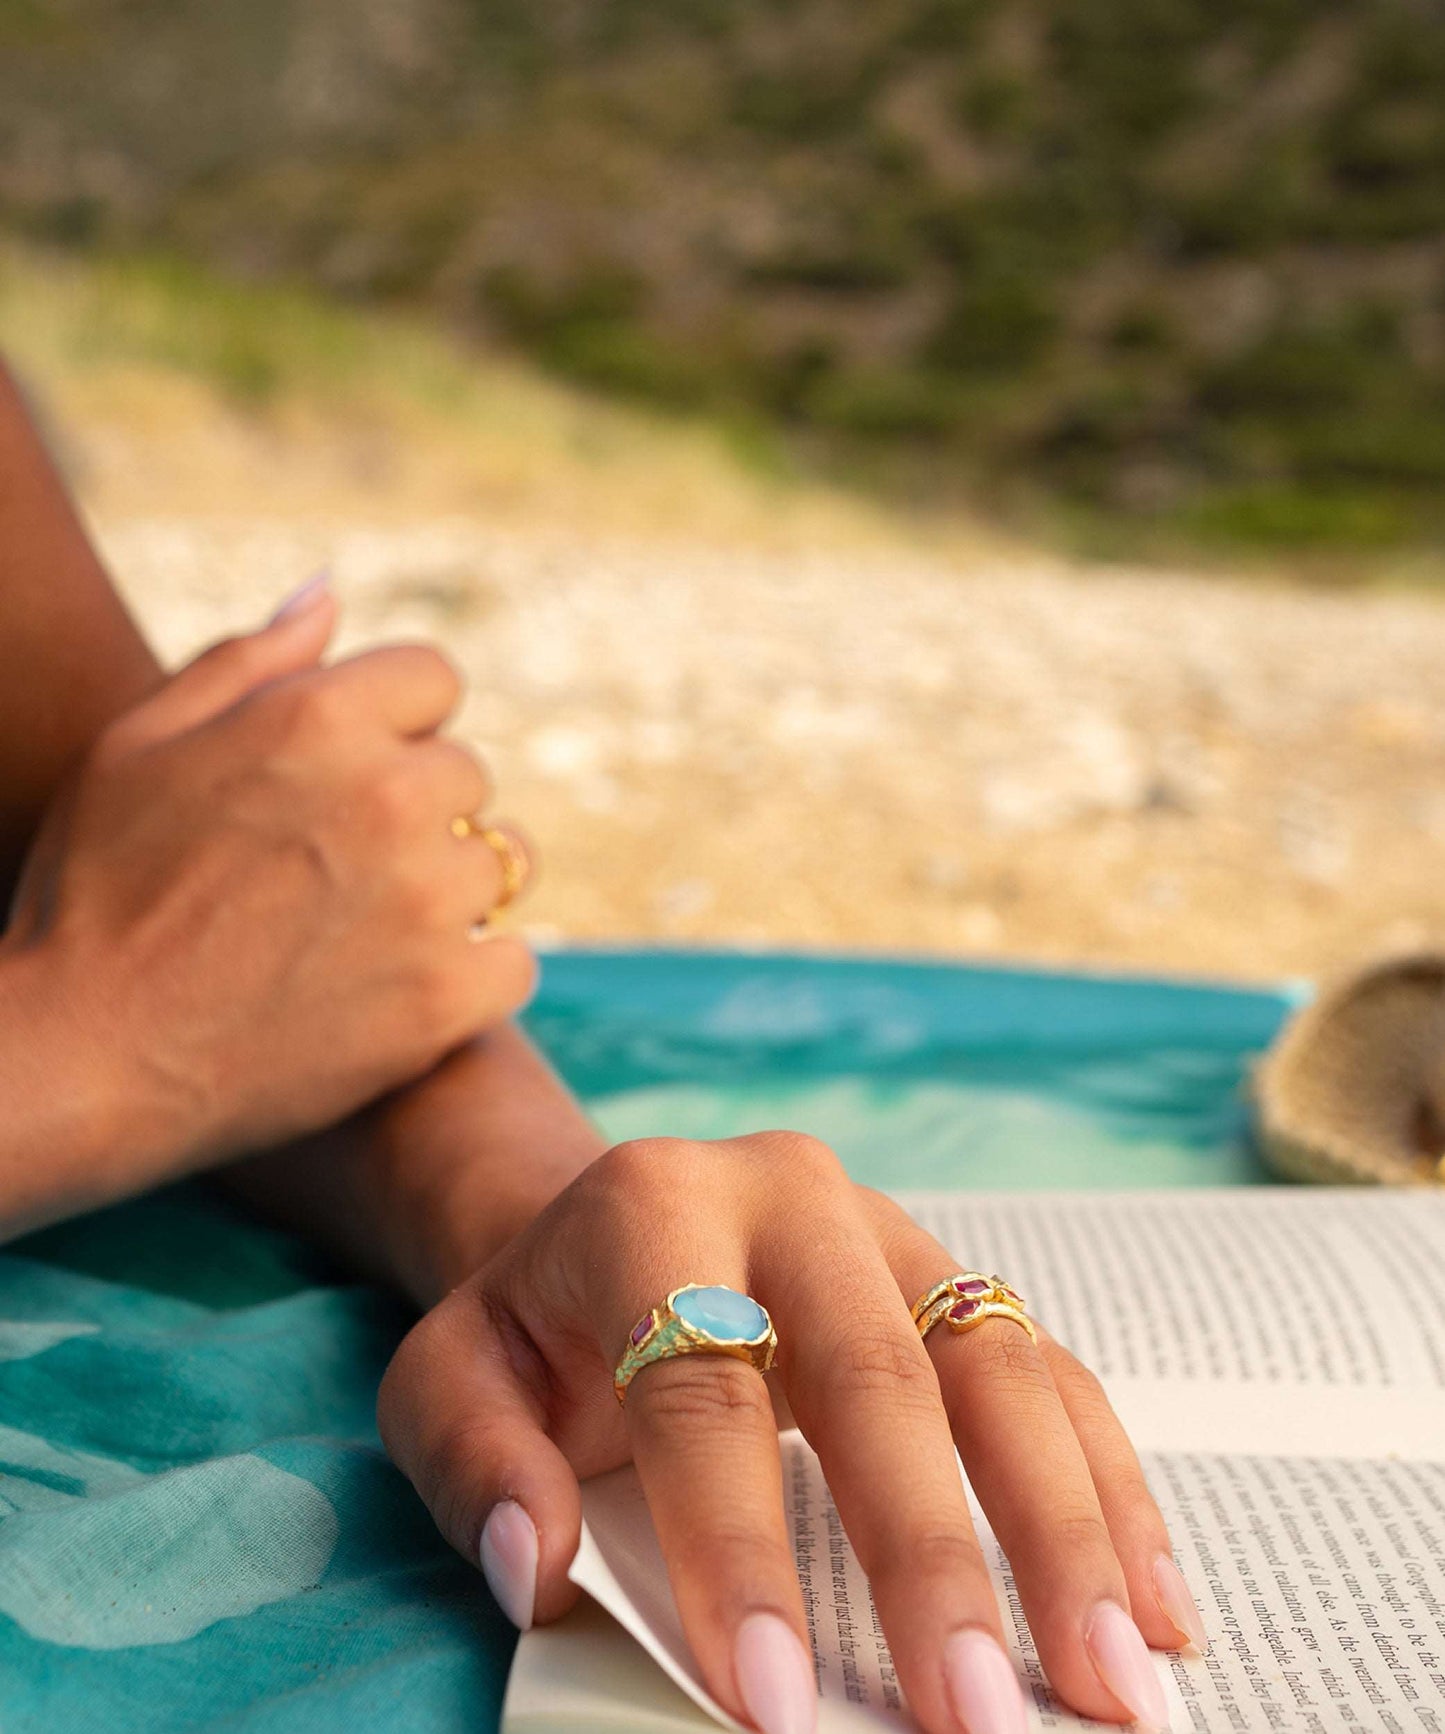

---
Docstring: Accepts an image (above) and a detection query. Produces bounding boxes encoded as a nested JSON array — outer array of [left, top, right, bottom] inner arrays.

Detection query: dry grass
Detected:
[[6, 242, 1445, 983]]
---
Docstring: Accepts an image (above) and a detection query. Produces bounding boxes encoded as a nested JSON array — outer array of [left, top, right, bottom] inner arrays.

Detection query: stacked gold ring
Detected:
[[912, 1271, 1037, 1345], [451, 815, 530, 908]]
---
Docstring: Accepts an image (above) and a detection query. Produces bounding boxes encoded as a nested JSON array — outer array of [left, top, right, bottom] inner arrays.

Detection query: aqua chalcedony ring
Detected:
[[912, 1272, 1038, 1346], [613, 1284, 778, 1403]]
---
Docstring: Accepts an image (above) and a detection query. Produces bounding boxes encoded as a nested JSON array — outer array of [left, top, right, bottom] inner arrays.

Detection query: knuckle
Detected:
[[749, 1129, 846, 1186], [599, 1137, 695, 1194], [418, 1419, 496, 1542], [872, 1526, 986, 1589], [376, 1330, 420, 1449], [584, 1136, 711, 1238], [277, 677, 350, 744], [392, 643, 463, 707], [306, 676, 354, 729], [831, 1328, 940, 1407], [667, 1517, 790, 1580], [476, 934, 540, 1012], [972, 1322, 1053, 1391], [366, 764, 424, 834], [394, 872, 449, 929], [634, 1359, 772, 1434], [376, 1315, 439, 1461], [1046, 1503, 1117, 1560], [1056, 1352, 1114, 1420], [441, 738, 494, 804]]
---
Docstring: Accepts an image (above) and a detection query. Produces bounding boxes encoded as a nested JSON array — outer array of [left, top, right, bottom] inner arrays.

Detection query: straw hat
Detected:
[[1254, 953, 1445, 1186]]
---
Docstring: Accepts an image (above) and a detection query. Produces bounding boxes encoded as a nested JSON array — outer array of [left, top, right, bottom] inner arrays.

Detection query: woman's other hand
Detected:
[[379, 1133, 1200, 1734], [3, 577, 536, 1220]]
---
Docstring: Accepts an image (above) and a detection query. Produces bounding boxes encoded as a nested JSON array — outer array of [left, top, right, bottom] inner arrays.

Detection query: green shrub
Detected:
[[803, 366, 964, 439], [926, 272, 1058, 375]]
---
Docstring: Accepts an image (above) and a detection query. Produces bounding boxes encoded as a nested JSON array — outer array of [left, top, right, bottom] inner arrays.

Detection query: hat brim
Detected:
[[1254, 953, 1445, 1185]]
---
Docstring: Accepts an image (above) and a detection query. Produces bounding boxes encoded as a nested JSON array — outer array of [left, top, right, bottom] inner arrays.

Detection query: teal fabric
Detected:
[[0, 949, 1299, 1731]]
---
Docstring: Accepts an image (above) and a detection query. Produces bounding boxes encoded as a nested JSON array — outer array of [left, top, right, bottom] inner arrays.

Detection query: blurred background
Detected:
[[2, 0, 1444, 980]]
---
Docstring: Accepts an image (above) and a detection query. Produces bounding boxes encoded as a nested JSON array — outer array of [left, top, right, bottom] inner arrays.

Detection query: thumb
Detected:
[[377, 1291, 584, 1632], [114, 573, 337, 750]]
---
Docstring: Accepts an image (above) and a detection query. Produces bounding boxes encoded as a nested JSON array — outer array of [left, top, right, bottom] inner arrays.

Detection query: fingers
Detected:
[[107, 575, 336, 752], [761, 1142, 1018, 1734], [378, 1283, 582, 1632], [410, 738, 496, 831], [1041, 1340, 1205, 1654], [451, 819, 535, 917], [322, 643, 464, 736], [586, 1141, 816, 1734], [870, 1198, 1171, 1730], [456, 932, 541, 1028]]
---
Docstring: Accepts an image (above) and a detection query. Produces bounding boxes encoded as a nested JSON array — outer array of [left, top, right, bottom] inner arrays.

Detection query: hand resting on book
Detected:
[[380, 1132, 1204, 1734]]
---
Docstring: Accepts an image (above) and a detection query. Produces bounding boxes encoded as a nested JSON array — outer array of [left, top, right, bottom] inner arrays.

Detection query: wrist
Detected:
[[0, 937, 149, 1236], [385, 1115, 606, 1306]]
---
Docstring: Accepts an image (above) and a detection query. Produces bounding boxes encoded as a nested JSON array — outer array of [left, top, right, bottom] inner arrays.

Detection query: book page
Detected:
[[899, 1191, 1445, 1457], [542, 1432, 1445, 1734], [561, 1432, 1180, 1733], [1156, 1450, 1445, 1734]]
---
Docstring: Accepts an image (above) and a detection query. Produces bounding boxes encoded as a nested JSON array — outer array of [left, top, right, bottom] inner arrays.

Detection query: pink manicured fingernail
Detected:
[[1153, 1556, 1207, 1654], [480, 1499, 538, 1631], [1086, 1602, 1169, 1731], [944, 1629, 1028, 1734], [734, 1612, 817, 1734], [269, 570, 331, 623]]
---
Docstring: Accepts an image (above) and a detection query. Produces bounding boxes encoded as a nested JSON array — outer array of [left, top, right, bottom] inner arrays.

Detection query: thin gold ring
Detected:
[[912, 1271, 1037, 1345], [451, 815, 530, 908]]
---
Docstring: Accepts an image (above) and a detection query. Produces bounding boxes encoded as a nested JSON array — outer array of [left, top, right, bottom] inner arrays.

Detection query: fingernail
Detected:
[[269, 570, 331, 624], [1152, 1555, 1207, 1654], [733, 1611, 817, 1734], [1086, 1602, 1169, 1731], [480, 1499, 538, 1631], [944, 1629, 1028, 1734]]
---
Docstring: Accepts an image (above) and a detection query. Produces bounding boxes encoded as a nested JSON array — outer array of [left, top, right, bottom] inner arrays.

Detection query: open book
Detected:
[[503, 1191, 1445, 1732]]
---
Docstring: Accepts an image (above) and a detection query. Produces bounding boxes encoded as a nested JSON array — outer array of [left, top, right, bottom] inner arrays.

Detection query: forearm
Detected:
[[220, 1021, 608, 1307], [0, 358, 585, 1279], [0, 361, 160, 896]]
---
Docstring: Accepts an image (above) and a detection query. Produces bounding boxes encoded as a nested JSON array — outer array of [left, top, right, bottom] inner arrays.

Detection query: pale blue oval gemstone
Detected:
[[673, 1285, 768, 1343]]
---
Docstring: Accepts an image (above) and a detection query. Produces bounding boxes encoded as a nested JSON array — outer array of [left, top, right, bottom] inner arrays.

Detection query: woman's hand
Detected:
[[379, 1133, 1201, 1734], [1, 580, 536, 1224]]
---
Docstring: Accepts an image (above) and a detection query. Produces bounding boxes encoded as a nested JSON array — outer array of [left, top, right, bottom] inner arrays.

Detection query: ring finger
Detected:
[[869, 1196, 1171, 1730], [757, 1145, 1026, 1734]]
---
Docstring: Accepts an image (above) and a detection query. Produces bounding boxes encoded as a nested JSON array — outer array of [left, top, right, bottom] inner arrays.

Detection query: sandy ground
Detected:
[[50, 367, 1445, 985]]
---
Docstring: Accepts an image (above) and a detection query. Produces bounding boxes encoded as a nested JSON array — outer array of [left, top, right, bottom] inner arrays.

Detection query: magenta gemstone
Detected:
[[949, 1298, 982, 1322], [630, 1314, 653, 1347], [953, 1278, 990, 1297]]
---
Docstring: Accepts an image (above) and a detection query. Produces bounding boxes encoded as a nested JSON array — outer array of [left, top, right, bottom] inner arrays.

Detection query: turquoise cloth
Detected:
[[0, 949, 1298, 1732]]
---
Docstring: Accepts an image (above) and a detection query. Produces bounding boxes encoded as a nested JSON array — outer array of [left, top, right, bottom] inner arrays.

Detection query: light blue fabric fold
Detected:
[[0, 949, 1296, 1731]]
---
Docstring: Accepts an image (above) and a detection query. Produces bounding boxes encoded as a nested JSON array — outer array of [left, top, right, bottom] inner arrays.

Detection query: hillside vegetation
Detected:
[[2, 0, 1442, 555]]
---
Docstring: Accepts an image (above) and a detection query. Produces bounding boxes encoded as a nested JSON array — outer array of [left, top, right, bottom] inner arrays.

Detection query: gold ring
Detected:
[[912, 1272, 1037, 1345], [451, 816, 530, 908], [614, 1284, 777, 1404]]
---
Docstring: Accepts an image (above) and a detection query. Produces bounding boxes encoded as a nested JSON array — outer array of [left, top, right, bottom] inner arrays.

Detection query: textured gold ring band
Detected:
[[614, 1284, 777, 1404], [912, 1271, 1037, 1345], [451, 815, 530, 908]]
